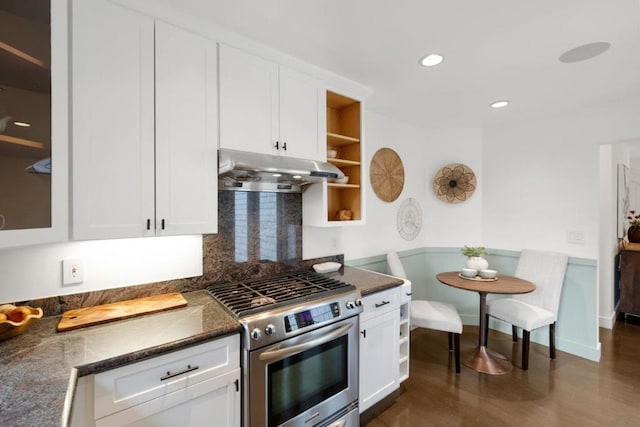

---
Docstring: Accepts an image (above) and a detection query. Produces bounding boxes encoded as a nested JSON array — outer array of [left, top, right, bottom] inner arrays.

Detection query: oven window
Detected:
[[268, 335, 348, 426]]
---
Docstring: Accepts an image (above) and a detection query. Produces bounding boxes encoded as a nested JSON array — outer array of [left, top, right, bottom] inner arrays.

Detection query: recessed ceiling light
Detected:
[[292, 175, 302, 179], [419, 53, 444, 67], [559, 42, 610, 63], [272, 173, 282, 178], [490, 100, 510, 109], [13, 121, 31, 127]]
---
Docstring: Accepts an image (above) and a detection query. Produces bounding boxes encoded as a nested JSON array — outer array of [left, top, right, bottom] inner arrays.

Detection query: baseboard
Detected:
[[599, 310, 617, 329]]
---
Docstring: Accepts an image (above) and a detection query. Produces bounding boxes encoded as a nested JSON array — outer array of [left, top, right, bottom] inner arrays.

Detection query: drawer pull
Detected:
[[160, 364, 199, 381], [375, 300, 390, 308], [406, 292, 412, 296]]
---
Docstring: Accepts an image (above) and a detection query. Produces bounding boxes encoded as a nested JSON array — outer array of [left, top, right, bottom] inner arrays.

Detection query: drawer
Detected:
[[360, 287, 400, 320], [400, 280, 412, 303], [94, 334, 239, 419], [95, 368, 241, 427]]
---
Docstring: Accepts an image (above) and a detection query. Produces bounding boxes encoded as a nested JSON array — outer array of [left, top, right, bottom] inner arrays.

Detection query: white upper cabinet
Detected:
[[219, 44, 324, 160], [278, 67, 325, 160], [154, 21, 218, 237], [0, 0, 69, 249], [71, 0, 217, 240]]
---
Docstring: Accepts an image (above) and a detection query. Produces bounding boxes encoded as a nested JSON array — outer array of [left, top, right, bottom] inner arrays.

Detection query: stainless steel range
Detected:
[[207, 271, 363, 427]]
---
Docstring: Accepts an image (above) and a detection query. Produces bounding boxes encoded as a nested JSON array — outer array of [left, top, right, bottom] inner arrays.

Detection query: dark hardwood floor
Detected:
[[364, 320, 640, 426]]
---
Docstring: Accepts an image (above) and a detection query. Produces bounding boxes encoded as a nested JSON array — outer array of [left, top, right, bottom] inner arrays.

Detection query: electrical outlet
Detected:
[[330, 236, 339, 250], [62, 259, 85, 285]]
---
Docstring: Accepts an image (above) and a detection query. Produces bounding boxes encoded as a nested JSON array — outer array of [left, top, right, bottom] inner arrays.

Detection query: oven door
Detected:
[[249, 316, 359, 427]]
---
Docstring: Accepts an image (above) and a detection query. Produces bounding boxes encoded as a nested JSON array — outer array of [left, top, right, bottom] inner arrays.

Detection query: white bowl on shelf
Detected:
[[327, 149, 337, 158], [334, 176, 349, 184]]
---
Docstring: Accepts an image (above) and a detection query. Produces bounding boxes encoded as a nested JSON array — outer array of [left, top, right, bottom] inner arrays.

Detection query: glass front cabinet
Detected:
[[0, 0, 68, 248]]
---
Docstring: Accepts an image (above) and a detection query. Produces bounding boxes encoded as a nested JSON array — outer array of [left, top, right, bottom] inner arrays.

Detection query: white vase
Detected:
[[466, 256, 488, 270]]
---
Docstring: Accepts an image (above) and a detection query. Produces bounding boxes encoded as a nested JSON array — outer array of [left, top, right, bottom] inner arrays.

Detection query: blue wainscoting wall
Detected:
[[347, 247, 601, 362]]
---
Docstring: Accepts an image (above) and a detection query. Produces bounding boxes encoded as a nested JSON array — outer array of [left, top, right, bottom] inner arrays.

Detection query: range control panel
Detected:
[[284, 302, 340, 332], [242, 290, 363, 350]]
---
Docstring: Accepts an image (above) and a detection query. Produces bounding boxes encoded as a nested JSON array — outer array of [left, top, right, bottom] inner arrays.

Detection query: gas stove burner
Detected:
[[206, 270, 354, 317], [251, 296, 276, 307]]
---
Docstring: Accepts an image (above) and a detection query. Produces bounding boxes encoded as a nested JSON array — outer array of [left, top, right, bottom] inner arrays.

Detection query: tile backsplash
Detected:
[[24, 191, 341, 316]]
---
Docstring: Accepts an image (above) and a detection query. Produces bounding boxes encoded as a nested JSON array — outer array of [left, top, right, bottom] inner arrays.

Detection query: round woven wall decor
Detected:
[[369, 148, 405, 202], [433, 163, 476, 204]]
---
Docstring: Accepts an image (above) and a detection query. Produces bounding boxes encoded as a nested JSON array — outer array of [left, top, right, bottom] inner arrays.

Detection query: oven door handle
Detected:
[[259, 323, 353, 361]]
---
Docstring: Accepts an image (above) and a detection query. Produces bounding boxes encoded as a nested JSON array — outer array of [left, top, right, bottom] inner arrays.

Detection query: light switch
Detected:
[[566, 229, 585, 244]]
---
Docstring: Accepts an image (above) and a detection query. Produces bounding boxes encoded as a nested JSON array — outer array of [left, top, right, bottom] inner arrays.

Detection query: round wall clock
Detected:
[[370, 148, 405, 202], [433, 163, 476, 204], [397, 198, 422, 241]]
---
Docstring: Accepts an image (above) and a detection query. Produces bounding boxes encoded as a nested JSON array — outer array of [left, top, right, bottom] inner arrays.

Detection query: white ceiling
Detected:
[[162, 0, 640, 129]]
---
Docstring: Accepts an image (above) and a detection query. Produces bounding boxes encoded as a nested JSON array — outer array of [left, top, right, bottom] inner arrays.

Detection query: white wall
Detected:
[[599, 144, 617, 329], [339, 111, 483, 260], [483, 121, 598, 258], [0, 235, 202, 302], [483, 105, 640, 328]]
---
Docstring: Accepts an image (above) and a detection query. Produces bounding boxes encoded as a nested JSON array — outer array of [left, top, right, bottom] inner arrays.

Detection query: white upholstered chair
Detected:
[[387, 251, 463, 373], [485, 249, 568, 370]]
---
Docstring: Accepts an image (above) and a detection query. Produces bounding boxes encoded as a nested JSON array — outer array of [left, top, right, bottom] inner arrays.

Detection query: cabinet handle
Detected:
[[406, 292, 413, 296], [375, 300, 390, 308], [360, 329, 366, 338], [282, 142, 287, 151], [146, 219, 151, 230], [161, 219, 165, 230], [274, 141, 279, 150], [160, 364, 199, 381], [234, 379, 239, 392]]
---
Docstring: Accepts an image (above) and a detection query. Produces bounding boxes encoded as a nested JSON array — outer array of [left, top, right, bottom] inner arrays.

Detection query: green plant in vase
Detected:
[[461, 246, 488, 269]]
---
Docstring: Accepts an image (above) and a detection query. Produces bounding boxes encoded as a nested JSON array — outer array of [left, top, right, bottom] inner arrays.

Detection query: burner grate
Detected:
[[206, 271, 353, 317]]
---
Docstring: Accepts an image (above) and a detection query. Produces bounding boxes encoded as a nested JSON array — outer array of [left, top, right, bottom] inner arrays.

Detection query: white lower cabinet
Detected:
[[358, 287, 400, 413], [95, 369, 239, 427], [70, 335, 240, 427]]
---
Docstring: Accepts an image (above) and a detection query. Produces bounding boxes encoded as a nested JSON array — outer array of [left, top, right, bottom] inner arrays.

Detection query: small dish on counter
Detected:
[[0, 305, 43, 340], [313, 262, 342, 273]]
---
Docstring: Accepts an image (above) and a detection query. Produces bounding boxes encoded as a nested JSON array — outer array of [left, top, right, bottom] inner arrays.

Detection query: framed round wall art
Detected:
[[370, 147, 405, 202], [433, 163, 476, 204]]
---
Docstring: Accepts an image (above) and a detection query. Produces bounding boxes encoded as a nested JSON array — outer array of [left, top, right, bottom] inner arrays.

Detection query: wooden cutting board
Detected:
[[57, 293, 187, 332]]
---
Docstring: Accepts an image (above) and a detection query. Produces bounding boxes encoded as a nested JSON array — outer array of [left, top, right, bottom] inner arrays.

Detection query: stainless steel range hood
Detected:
[[218, 148, 344, 193]]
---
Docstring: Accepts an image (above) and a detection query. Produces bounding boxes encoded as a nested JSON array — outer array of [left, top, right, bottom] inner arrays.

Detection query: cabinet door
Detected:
[[155, 21, 218, 236], [279, 67, 324, 160], [219, 44, 279, 155], [71, 0, 155, 240], [0, 0, 69, 249], [95, 368, 241, 427], [359, 309, 400, 412]]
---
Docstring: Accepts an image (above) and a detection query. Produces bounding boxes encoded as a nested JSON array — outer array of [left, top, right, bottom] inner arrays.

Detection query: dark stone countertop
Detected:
[[333, 266, 405, 296], [0, 266, 400, 427], [0, 290, 241, 427]]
